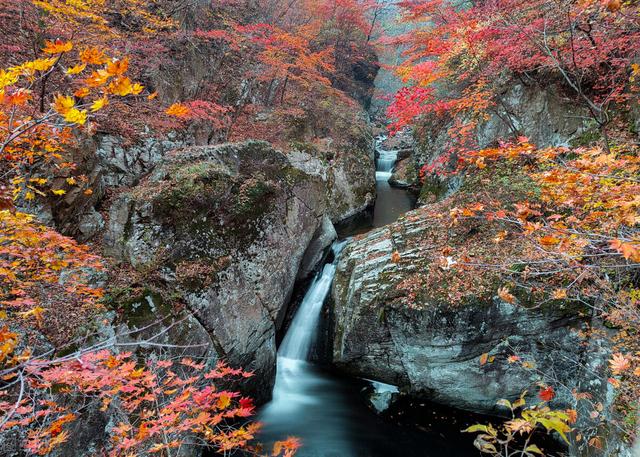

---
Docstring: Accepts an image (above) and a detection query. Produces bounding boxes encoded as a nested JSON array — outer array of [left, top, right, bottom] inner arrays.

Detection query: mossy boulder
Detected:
[[331, 162, 612, 422], [104, 141, 331, 401]]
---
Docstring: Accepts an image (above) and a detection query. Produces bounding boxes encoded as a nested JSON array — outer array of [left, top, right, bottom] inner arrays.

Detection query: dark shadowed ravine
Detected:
[[254, 138, 481, 456]]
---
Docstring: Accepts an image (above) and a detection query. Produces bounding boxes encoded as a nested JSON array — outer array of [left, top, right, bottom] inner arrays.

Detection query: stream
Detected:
[[256, 138, 479, 456]]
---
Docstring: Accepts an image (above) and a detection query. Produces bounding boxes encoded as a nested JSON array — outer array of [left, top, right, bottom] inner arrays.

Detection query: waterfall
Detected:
[[375, 149, 399, 181], [375, 136, 399, 182], [279, 241, 347, 361]]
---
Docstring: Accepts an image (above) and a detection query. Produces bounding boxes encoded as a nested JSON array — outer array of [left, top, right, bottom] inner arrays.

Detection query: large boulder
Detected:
[[330, 165, 616, 455], [104, 141, 330, 400]]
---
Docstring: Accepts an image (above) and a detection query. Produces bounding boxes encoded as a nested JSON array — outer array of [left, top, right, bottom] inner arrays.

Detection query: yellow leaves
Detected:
[[43, 39, 73, 54], [165, 102, 190, 118], [52, 94, 87, 125], [21, 58, 58, 74], [18, 306, 45, 323], [609, 352, 631, 375], [90, 96, 108, 112], [147, 91, 158, 100], [65, 177, 76, 186], [498, 286, 516, 304], [53, 94, 75, 115], [552, 289, 568, 300], [0, 69, 19, 88], [64, 108, 87, 125], [52, 189, 66, 196], [66, 63, 86, 75], [216, 393, 232, 410], [108, 77, 137, 96], [539, 235, 561, 247]]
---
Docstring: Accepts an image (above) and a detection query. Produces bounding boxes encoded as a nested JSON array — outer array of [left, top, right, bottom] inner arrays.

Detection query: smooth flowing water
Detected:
[[373, 142, 416, 227], [256, 137, 478, 456]]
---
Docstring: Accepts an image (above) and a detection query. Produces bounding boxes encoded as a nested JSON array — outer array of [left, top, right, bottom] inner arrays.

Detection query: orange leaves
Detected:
[[498, 287, 516, 304], [79, 47, 108, 65], [106, 57, 129, 76], [52, 94, 87, 125], [391, 251, 401, 263], [609, 239, 640, 262], [165, 102, 190, 118], [273, 437, 302, 457], [538, 235, 561, 247], [107, 77, 143, 96], [609, 353, 631, 375], [42, 39, 72, 54]]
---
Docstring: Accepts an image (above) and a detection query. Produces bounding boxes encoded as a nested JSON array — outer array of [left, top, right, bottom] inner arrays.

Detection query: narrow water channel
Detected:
[[256, 137, 478, 456]]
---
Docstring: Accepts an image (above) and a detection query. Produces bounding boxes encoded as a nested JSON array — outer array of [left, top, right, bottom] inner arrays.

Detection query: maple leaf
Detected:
[[18, 306, 45, 323], [66, 64, 86, 75], [609, 353, 631, 375], [43, 39, 73, 54], [552, 289, 568, 299], [497, 287, 516, 304], [90, 96, 108, 112], [538, 386, 555, 402], [63, 108, 88, 125], [505, 418, 533, 435], [106, 58, 129, 76], [53, 94, 75, 115], [165, 103, 190, 118], [391, 251, 401, 263]]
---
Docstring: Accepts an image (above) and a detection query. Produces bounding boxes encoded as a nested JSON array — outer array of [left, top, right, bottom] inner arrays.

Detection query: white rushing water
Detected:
[[375, 135, 399, 182], [257, 137, 475, 457], [258, 242, 356, 455], [278, 242, 345, 361]]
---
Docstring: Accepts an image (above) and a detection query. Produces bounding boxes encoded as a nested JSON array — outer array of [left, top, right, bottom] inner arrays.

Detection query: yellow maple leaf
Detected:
[[53, 94, 75, 115], [18, 306, 45, 322], [131, 83, 144, 95], [52, 189, 66, 196], [90, 96, 108, 112], [64, 108, 87, 125], [22, 58, 57, 72], [108, 77, 133, 96], [0, 69, 19, 88], [66, 63, 86, 75]]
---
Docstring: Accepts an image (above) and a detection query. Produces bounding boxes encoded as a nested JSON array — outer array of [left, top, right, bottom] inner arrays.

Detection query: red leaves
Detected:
[[538, 386, 555, 402], [2, 350, 265, 456]]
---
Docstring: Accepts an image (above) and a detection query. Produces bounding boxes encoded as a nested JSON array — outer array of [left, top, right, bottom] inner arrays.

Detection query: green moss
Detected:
[[570, 125, 602, 147]]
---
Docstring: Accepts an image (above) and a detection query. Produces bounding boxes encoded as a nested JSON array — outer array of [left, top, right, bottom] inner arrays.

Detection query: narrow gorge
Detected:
[[0, 1, 638, 457]]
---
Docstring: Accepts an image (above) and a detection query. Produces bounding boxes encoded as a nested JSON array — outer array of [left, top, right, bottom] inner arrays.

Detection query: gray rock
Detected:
[[331, 211, 614, 450], [104, 141, 328, 401]]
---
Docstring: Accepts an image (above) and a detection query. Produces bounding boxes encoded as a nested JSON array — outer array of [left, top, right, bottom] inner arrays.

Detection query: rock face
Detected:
[[415, 81, 589, 169], [330, 166, 613, 439], [104, 141, 329, 400], [288, 128, 376, 224], [332, 221, 609, 414]]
